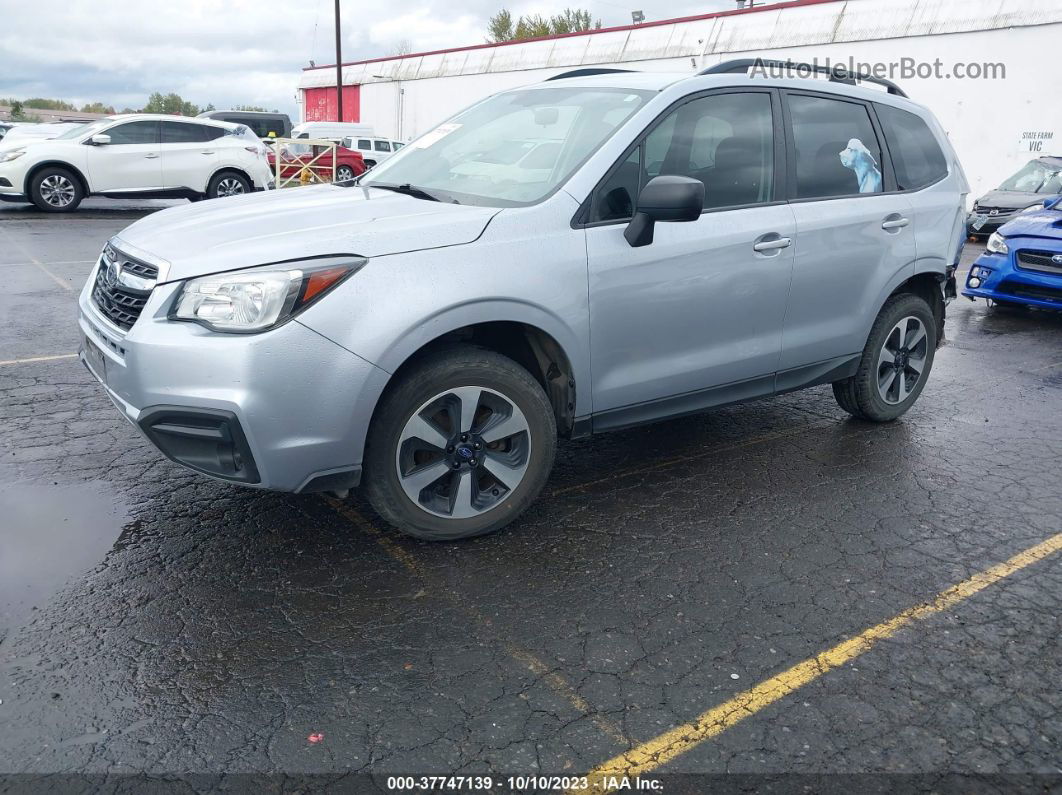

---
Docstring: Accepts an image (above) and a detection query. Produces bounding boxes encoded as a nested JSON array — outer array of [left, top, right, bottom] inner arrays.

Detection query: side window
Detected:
[[161, 122, 210, 143], [875, 104, 948, 191], [106, 121, 158, 145], [788, 94, 883, 198], [591, 91, 775, 222], [202, 126, 225, 141], [374, 140, 392, 152], [357, 139, 371, 149], [393, 141, 405, 150]]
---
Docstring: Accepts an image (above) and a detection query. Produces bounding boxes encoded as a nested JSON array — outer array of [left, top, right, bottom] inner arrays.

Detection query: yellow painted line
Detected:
[[0, 353, 78, 366], [577, 532, 1062, 790], [325, 498, 629, 746]]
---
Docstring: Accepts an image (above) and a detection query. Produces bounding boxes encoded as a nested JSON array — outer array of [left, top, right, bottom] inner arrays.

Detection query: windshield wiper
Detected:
[[365, 182, 446, 202]]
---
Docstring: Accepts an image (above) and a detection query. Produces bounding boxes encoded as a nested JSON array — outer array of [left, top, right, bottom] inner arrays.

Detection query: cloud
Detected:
[[0, 0, 733, 115]]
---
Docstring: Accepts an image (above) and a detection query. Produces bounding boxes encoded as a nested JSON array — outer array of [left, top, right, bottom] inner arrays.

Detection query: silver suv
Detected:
[[78, 61, 967, 540]]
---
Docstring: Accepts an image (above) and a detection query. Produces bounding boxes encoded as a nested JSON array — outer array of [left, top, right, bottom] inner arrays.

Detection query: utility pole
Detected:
[[334, 0, 343, 121]]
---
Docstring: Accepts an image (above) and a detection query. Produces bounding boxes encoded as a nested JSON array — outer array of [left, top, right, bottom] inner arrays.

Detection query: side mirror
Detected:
[[89, 134, 111, 146], [624, 175, 705, 247]]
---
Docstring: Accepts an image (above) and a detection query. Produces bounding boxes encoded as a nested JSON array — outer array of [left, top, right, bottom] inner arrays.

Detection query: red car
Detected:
[[267, 142, 366, 184]]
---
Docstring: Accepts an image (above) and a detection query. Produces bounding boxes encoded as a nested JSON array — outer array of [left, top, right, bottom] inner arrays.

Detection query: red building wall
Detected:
[[302, 85, 360, 122]]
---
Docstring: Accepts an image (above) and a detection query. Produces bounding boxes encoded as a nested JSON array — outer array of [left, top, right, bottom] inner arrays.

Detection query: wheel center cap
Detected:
[[455, 445, 475, 462]]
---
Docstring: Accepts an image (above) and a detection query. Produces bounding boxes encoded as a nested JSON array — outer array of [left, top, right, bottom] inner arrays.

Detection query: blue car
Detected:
[[963, 196, 1062, 309]]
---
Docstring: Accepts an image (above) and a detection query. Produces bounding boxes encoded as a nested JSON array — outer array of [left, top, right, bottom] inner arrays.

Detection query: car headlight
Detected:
[[0, 148, 26, 163], [986, 232, 1009, 255], [1018, 204, 1040, 215], [170, 257, 366, 333]]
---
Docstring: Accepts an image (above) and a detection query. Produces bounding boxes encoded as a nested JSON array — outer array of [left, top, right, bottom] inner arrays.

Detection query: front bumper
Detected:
[[78, 260, 390, 492], [961, 243, 1062, 310]]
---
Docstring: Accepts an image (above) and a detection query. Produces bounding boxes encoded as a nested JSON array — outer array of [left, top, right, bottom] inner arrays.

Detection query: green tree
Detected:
[[80, 101, 116, 114], [514, 13, 551, 38], [22, 97, 77, 110], [487, 7, 601, 42], [549, 8, 601, 34], [487, 9, 514, 42], [143, 92, 200, 116]]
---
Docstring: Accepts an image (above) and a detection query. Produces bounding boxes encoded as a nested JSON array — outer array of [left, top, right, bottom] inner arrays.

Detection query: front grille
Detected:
[[973, 206, 1015, 217], [997, 281, 1062, 304], [91, 246, 158, 331], [1016, 250, 1062, 276]]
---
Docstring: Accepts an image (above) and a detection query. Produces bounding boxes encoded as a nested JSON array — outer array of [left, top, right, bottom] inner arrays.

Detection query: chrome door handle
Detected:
[[143, 153, 159, 159], [753, 237, 792, 252], [882, 217, 910, 230]]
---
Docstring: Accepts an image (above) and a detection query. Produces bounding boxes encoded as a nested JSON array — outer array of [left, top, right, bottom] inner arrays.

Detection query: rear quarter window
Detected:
[[875, 104, 948, 191]]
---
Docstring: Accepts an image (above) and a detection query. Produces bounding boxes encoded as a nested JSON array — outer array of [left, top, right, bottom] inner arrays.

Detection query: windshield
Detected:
[[998, 159, 1062, 194], [361, 87, 652, 206]]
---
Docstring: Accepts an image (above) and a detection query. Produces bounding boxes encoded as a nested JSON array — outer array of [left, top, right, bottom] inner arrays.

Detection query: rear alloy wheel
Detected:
[[364, 346, 557, 540], [336, 165, 356, 182], [29, 167, 83, 213], [833, 292, 937, 422], [207, 171, 251, 199]]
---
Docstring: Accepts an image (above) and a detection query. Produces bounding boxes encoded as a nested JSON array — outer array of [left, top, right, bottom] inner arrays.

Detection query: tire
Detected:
[[364, 159, 377, 170], [336, 165, 356, 182], [364, 346, 557, 541], [832, 292, 937, 422], [28, 166, 83, 213], [206, 171, 251, 199]]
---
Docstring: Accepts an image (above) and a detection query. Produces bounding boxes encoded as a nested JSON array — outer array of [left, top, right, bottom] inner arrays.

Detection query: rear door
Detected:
[[778, 91, 916, 372], [160, 121, 223, 191], [85, 120, 161, 191], [584, 89, 796, 420]]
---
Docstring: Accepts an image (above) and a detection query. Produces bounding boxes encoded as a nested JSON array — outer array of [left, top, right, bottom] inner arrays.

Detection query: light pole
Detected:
[[334, 0, 343, 121]]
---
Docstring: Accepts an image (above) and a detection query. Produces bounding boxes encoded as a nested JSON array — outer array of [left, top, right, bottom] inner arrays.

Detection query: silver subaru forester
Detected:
[[78, 61, 967, 540]]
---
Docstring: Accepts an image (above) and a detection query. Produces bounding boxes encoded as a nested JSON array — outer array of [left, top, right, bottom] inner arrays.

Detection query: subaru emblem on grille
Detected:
[[104, 259, 120, 289], [1052, 254, 1062, 265]]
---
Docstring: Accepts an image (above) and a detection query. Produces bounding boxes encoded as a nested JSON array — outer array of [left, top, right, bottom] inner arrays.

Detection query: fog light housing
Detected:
[[968, 277, 982, 289]]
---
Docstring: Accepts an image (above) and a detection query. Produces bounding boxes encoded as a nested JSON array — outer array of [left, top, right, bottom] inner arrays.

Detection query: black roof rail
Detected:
[[547, 68, 635, 81], [699, 58, 908, 98]]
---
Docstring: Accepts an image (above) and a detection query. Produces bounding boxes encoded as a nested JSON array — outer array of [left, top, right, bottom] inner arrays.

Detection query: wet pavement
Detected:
[[0, 198, 1060, 787]]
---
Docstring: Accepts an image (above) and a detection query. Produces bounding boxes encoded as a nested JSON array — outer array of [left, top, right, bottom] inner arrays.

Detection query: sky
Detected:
[[0, 0, 738, 117]]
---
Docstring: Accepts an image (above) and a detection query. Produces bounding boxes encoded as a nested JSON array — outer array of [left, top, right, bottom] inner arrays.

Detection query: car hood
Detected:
[[114, 184, 501, 283], [999, 208, 1062, 240], [974, 189, 1045, 211]]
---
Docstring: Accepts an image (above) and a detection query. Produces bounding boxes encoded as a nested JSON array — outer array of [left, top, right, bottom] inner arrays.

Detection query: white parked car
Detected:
[[0, 114, 273, 213], [339, 135, 406, 168], [1, 122, 85, 144]]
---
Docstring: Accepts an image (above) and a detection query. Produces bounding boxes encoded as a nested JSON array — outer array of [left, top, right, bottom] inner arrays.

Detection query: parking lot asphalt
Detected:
[[1, 198, 1060, 787]]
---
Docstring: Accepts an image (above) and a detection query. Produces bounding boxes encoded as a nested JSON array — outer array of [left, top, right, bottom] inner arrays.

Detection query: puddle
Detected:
[[0, 481, 127, 649]]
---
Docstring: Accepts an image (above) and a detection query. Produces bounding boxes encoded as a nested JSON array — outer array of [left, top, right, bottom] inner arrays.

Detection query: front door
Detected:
[[85, 120, 161, 192], [584, 90, 796, 424]]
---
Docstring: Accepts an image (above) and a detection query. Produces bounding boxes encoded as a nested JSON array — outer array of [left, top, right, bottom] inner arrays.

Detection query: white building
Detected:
[[298, 0, 1062, 197]]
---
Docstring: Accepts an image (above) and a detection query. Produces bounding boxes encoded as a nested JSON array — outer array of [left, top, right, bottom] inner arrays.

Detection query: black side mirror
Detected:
[[624, 175, 705, 247]]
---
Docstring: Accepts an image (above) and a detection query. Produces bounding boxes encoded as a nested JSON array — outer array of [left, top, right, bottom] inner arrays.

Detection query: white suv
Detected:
[[339, 136, 405, 169], [0, 114, 273, 213]]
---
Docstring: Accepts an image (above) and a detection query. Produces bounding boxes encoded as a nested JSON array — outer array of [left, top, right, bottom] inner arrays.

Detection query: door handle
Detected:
[[143, 153, 159, 159], [882, 217, 910, 230], [753, 237, 792, 253], [200, 151, 215, 155]]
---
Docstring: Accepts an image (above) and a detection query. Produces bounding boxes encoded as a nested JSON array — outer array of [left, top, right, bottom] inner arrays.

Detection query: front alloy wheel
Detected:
[[216, 176, 246, 197], [397, 386, 532, 519], [364, 346, 557, 540]]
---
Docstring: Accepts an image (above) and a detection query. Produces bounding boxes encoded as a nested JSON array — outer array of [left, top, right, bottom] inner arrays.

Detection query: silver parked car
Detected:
[[78, 61, 967, 540]]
